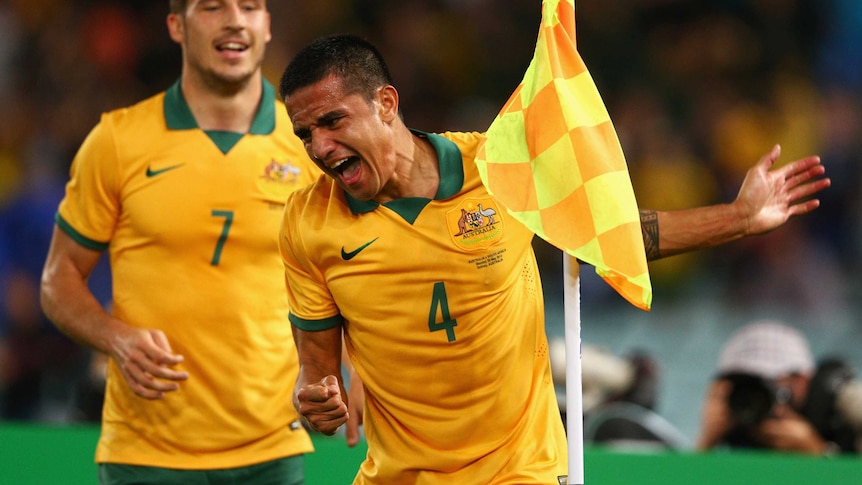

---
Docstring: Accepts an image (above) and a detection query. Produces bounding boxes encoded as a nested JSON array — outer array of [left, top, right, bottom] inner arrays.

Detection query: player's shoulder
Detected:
[[437, 130, 485, 146], [285, 173, 333, 208], [436, 131, 486, 158], [98, 91, 166, 130]]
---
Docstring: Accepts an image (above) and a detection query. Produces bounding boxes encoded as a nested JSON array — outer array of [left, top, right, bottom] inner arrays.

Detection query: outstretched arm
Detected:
[[641, 145, 829, 261]]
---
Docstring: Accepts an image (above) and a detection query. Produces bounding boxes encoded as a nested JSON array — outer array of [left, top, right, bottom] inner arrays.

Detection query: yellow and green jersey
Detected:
[[281, 130, 567, 484], [57, 79, 317, 469]]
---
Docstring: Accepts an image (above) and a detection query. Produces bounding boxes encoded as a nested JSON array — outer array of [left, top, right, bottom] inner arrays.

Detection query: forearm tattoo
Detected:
[[640, 210, 660, 261]]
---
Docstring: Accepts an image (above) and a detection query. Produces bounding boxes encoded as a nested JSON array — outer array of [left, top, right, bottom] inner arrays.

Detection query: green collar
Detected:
[[164, 78, 277, 153], [345, 130, 465, 223]]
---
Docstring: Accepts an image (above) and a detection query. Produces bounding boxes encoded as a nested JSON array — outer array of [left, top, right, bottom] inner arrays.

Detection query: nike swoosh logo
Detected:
[[146, 163, 185, 178], [341, 238, 378, 261]]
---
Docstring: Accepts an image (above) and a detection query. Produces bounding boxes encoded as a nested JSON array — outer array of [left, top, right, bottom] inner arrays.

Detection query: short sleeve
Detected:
[[56, 114, 122, 249], [278, 190, 342, 331]]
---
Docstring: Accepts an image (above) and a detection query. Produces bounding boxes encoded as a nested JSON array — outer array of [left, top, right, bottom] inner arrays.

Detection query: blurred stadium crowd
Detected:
[[0, 0, 860, 442]]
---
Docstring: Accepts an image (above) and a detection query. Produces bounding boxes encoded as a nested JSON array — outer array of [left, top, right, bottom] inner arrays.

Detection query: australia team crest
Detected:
[[256, 158, 306, 203], [447, 197, 504, 251], [260, 159, 302, 184]]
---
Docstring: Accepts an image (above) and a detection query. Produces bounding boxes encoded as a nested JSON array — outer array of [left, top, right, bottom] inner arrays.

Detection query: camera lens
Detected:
[[725, 374, 775, 427]]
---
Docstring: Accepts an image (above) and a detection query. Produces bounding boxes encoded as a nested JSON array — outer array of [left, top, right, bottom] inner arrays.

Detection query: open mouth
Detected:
[[330, 156, 361, 182], [216, 41, 248, 52], [330, 156, 358, 175]]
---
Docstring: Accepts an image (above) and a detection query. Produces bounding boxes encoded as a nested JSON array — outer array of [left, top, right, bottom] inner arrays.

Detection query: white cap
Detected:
[[717, 320, 814, 379]]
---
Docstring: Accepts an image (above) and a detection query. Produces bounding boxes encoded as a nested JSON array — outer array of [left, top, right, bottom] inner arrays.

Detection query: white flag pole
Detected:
[[563, 253, 584, 485]]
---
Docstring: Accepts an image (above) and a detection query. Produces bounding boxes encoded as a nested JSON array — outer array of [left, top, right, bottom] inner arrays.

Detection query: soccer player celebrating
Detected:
[[277, 34, 828, 484]]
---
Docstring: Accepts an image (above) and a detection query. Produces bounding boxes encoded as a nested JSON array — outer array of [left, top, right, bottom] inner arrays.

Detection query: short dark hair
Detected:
[[169, 0, 185, 14], [279, 34, 394, 102]]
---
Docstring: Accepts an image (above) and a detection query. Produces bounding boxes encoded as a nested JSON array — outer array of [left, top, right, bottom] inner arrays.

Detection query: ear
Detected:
[[265, 11, 272, 44], [167, 13, 184, 44], [376, 85, 399, 123]]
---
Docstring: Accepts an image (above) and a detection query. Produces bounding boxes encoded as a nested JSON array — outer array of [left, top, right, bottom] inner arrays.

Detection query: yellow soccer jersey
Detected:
[[280, 130, 568, 484], [57, 80, 316, 469]]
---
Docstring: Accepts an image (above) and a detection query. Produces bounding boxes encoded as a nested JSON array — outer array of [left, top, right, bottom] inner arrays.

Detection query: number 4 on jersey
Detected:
[[428, 282, 458, 342]]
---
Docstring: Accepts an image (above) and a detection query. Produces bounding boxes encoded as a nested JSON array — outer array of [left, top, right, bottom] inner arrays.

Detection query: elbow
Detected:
[[39, 275, 57, 325], [38, 265, 64, 326]]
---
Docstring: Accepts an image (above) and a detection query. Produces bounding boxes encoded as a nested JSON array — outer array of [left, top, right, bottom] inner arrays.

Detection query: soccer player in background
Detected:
[[277, 34, 829, 484], [39, 1, 318, 483]]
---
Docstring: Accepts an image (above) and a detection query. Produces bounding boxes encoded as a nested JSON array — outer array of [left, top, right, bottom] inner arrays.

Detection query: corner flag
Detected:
[[475, 0, 651, 311]]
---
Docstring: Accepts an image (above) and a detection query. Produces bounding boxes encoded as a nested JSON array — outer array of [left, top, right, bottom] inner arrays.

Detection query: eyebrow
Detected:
[[293, 110, 346, 139], [293, 126, 310, 139]]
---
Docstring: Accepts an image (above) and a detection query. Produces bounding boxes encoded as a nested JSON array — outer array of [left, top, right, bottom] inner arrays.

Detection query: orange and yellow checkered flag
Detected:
[[475, 0, 652, 310]]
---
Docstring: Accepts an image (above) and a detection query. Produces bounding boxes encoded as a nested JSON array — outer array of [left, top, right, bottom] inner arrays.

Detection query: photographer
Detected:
[[695, 320, 862, 456]]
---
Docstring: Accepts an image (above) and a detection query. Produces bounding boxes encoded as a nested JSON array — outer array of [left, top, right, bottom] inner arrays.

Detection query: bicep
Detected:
[[40, 226, 114, 349], [41, 226, 103, 292], [43, 225, 102, 280]]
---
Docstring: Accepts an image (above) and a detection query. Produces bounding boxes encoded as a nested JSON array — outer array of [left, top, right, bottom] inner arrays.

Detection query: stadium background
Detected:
[[1, 0, 861, 479]]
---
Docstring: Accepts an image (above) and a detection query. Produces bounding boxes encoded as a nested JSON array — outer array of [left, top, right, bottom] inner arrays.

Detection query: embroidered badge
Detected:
[[447, 197, 503, 251], [257, 158, 304, 204], [260, 159, 302, 185]]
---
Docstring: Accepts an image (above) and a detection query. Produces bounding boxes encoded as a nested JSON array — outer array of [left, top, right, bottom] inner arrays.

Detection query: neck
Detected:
[[180, 70, 263, 133], [378, 129, 439, 203]]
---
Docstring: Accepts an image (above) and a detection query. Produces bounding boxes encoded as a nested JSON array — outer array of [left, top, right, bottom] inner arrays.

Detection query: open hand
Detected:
[[110, 327, 188, 399], [734, 145, 830, 236]]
